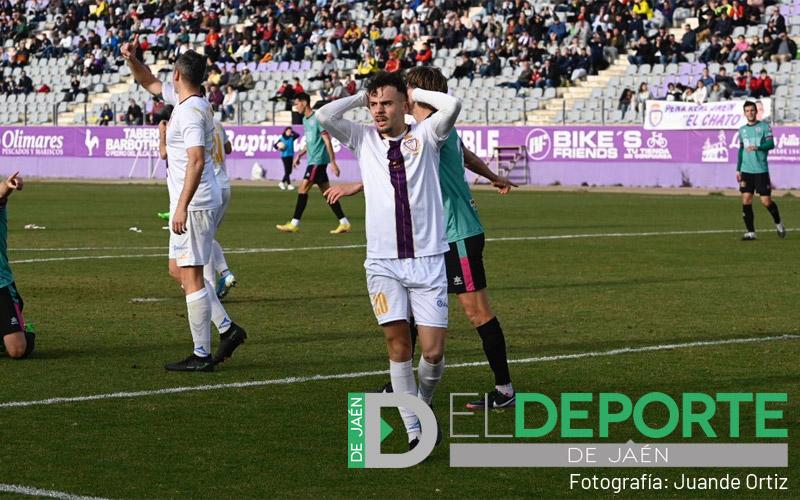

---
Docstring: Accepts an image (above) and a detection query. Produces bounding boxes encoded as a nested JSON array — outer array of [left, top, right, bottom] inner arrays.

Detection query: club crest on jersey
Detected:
[[402, 135, 422, 156]]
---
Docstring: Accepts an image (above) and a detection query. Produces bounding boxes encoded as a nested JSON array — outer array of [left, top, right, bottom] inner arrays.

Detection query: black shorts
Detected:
[[739, 172, 772, 196], [0, 282, 24, 337], [444, 233, 488, 295], [303, 164, 329, 185]]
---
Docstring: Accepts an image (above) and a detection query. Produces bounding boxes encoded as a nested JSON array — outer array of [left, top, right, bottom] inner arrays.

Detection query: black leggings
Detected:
[[282, 156, 292, 184]]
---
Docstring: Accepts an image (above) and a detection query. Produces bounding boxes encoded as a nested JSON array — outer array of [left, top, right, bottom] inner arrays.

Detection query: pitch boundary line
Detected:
[[1, 334, 796, 410], [0, 483, 111, 500], [9, 227, 778, 265]]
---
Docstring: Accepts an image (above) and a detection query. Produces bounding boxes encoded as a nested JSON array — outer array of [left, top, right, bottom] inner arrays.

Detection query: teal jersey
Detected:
[[303, 112, 330, 165], [0, 206, 13, 289], [439, 129, 484, 242], [738, 121, 773, 174]]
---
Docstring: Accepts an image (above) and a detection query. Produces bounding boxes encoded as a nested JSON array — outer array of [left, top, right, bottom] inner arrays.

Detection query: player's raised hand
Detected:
[[5, 171, 23, 192], [324, 183, 363, 205], [492, 175, 517, 194], [120, 34, 139, 61], [0, 171, 23, 200]]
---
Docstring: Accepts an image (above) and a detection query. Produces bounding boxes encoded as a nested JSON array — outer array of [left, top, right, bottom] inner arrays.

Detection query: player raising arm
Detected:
[[123, 38, 246, 371], [317, 71, 461, 449]]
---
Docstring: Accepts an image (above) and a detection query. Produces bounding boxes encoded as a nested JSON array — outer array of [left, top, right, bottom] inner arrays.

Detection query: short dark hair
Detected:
[[743, 100, 757, 111], [175, 50, 206, 87], [365, 71, 407, 97], [295, 92, 311, 105]]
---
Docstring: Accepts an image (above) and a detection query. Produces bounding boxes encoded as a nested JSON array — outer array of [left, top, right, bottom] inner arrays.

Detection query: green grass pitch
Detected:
[[0, 182, 797, 498]]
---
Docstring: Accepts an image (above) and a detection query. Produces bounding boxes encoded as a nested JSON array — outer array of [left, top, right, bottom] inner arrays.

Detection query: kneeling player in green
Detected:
[[0, 171, 35, 359], [737, 100, 785, 240]]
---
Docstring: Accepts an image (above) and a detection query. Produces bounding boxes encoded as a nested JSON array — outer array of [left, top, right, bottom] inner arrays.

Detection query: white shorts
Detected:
[[364, 255, 448, 328], [215, 188, 231, 229], [168, 209, 218, 267]]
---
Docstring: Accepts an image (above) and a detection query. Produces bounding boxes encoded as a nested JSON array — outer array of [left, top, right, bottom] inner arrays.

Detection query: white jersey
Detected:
[[346, 119, 448, 259], [211, 119, 230, 190], [162, 82, 221, 211]]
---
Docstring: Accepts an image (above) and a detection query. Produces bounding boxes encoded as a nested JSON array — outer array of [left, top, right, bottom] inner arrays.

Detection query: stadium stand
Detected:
[[0, 0, 799, 126]]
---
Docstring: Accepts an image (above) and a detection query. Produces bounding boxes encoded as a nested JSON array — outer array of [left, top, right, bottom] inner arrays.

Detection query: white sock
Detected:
[[205, 280, 232, 334], [339, 217, 349, 225], [186, 288, 211, 357], [212, 240, 229, 275], [389, 359, 421, 442], [417, 356, 445, 405], [496, 383, 514, 396], [291, 218, 300, 226]]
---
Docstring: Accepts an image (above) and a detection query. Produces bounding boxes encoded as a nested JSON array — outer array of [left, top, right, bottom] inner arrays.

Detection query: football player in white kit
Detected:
[[317, 71, 461, 449], [206, 119, 239, 300], [123, 38, 247, 371]]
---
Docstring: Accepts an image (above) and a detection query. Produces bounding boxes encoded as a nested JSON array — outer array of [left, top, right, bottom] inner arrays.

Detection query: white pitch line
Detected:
[[9, 228, 774, 265], [1, 334, 796, 410], [0, 483, 111, 500]]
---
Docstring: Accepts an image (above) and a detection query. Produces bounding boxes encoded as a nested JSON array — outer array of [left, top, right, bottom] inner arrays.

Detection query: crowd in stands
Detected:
[[619, 63, 776, 117], [0, 0, 796, 123]]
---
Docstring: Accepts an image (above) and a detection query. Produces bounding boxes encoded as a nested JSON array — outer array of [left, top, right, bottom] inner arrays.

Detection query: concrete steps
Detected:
[[526, 56, 630, 125]]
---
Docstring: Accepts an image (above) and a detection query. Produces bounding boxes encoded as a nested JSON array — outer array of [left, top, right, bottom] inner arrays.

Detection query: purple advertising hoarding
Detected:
[[1, 125, 798, 189]]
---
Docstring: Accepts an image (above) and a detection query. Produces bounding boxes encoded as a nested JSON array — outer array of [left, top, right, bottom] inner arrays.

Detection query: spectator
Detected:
[[498, 60, 532, 93], [699, 67, 714, 87], [415, 43, 433, 65], [700, 35, 722, 64], [734, 69, 752, 97], [715, 67, 737, 96], [536, 58, 561, 88], [570, 48, 591, 82], [635, 82, 651, 114], [355, 52, 378, 80], [451, 54, 476, 80], [707, 82, 726, 102], [207, 85, 224, 111], [770, 32, 797, 64], [691, 80, 708, 104], [752, 69, 773, 98], [228, 67, 242, 91], [681, 24, 697, 53], [665, 82, 683, 101], [344, 74, 357, 95], [125, 99, 143, 125], [222, 85, 237, 121], [270, 80, 296, 111], [240, 69, 255, 91], [460, 31, 481, 57], [384, 51, 402, 73], [17, 71, 32, 94], [99, 104, 113, 125], [480, 50, 502, 77], [728, 35, 749, 63], [293, 77, 305, 95], [628, 35, 655, 65], [766, 9, 787, 37], [311, 53, 336, 81], [619, 88, 633, 116]]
